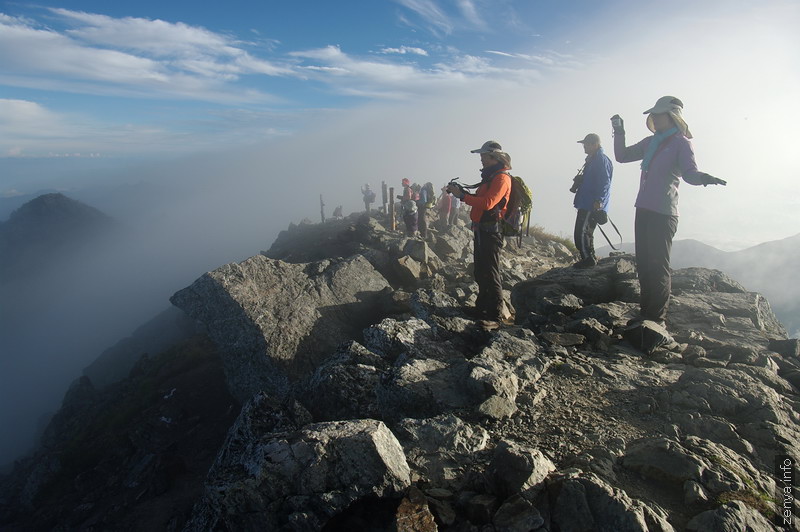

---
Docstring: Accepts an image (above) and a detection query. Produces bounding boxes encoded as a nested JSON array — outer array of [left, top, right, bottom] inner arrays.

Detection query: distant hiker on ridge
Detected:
[[397, 178, 418, 236], [436, 185, 452, 230], [417, 182, 435, 240], [612, 96, 726, 328], [447, 140, 512, 330], [571, 133, 613, 268], [361, 184, 376, 214]]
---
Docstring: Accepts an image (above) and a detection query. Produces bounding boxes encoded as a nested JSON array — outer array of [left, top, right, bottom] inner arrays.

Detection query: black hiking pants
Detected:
[[474, 229, 504, 320], [634, 208, 678, 322], [573, 208, 597, 260], [418, 204, 428, 238]]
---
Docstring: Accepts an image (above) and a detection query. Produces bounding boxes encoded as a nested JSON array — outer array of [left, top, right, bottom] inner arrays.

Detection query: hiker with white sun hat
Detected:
[[611, 96, 726, 328]]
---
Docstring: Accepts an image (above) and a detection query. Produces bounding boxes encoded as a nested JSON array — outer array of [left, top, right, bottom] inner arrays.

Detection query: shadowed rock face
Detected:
[[170, 253, 390, 402]]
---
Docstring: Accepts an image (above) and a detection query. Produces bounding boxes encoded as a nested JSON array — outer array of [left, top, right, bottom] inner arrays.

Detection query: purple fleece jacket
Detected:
[[614, 132, 704, 216]]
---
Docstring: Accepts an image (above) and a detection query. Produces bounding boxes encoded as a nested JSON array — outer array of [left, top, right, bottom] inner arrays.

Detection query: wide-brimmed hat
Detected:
[[470, 140, 511, 168], [470, 140, 503, 154], [644, 96, 692, 138], [577, 133, 601, 145]]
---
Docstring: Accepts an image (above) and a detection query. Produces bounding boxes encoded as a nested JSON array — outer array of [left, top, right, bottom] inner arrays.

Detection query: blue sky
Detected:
[[1, 0, 799, 248], [0, 0, 592, 157]]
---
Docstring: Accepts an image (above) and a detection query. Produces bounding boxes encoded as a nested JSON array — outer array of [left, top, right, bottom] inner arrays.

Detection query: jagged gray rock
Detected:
[[302, 341, 388, 421], [493, 495, 545, 532], [488, 441, 555, 499], [685, 500, 775, 531], [394, 414, 489, 487], [170, 254, 390, 401], [187, 396, 410, 531], [547, 471, 675, 531]]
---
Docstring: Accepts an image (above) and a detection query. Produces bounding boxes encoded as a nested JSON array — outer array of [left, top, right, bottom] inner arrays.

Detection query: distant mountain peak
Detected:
[[7, 192, 112, 225], [0, 193, 116, 280]]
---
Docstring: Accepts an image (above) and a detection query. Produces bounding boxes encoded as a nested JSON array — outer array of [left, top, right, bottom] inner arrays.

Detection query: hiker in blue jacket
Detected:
[[571, 133, 613, 268]]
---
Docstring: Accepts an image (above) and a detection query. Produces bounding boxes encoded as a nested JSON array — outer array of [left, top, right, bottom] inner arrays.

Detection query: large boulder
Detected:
[[547, 471, 675, 531], [394, 414, 489, 487], [187, 396, 411, 531], [170, 254, 390, 401], [511, 256, 637, 320]]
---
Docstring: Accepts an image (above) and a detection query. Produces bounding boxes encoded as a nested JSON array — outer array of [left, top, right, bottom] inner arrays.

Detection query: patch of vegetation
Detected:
[[716, 490, 776, 519], [708, 454, 777, 520], [528, 224, 577, 253]]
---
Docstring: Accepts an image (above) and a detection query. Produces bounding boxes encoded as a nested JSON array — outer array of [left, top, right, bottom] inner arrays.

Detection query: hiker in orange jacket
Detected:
[[447, 140, 512, 328]]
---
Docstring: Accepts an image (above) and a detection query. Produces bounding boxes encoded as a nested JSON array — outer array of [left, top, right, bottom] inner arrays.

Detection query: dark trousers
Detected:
[[418, 204, 428, 238], [403, 212, 418, 236], [474, 230, 504, 320], [634, 208, 678, 322], [573, 209, 597, 260]]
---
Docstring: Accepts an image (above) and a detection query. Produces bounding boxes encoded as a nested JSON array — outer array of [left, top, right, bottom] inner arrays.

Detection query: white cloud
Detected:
[[455, 0, 484, 29], [0, 11, 291, 104], [52, 8, 294, 78], [292, 45, 544, 98], [379, 46, 429, 56], [393, 0, 455, 35], [485, 50, 558, 66]]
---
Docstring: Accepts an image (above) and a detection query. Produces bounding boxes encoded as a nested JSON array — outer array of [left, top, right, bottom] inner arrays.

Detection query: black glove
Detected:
[[700, 173, 727, 187], [611, 114, 625, 135]]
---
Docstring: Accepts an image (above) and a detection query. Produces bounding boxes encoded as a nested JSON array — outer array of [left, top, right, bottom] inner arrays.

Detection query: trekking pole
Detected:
[[320, 194, 325, 223]]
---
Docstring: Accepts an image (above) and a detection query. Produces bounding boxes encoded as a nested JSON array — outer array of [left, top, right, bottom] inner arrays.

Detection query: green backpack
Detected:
[[501, 174, 533, 236]]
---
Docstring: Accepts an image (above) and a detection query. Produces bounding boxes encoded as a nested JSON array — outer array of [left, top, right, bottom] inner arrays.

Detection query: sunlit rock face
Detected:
[[171, 253, 391, 401]]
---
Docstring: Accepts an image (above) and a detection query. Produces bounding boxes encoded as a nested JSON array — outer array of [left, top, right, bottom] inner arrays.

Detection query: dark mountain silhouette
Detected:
[[0, 193, 116, 281], [0, 189, 61, 221]]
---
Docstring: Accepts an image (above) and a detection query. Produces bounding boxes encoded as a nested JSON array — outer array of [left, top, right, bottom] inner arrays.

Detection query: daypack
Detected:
[[402, 199, 418, 215], [458, 171, 533, 237], [422, 182, 436, 209], [501, 174, 533, 237], [365, 190, 376, 203]]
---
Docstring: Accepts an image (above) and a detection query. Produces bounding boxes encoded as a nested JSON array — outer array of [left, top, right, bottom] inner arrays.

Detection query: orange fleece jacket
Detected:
[[463, 170, 512, 223]]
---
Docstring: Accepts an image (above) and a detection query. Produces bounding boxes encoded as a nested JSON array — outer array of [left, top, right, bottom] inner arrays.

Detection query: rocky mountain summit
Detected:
[[1, 211, 798, 531], [0, 192, 116, 280]]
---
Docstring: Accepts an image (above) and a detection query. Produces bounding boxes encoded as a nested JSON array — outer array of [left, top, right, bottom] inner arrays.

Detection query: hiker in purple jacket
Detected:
[[612, 96, 726, 327]]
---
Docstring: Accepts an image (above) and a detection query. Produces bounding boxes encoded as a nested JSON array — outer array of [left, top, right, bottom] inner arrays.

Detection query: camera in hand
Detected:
[[446, 178, 465, 196], [570, 173, 584, 194]]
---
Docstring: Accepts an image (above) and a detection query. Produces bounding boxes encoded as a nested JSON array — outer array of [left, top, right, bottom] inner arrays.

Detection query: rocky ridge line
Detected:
[[2, 210, 799, 531]]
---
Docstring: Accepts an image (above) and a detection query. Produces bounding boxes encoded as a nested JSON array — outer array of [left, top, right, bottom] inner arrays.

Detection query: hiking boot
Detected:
[[478, 319, 501, 331], [462, 306, 486, 319], [572, 256, 597, 269], [626, 315, 645, 327]]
